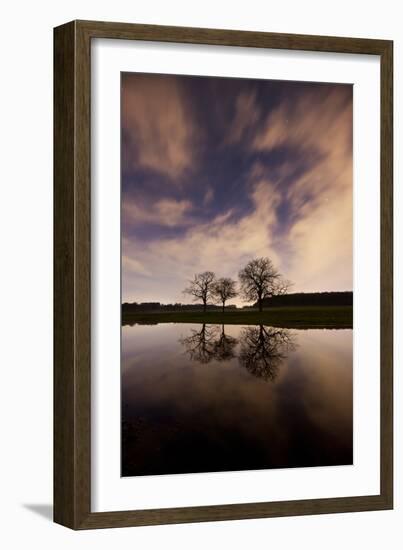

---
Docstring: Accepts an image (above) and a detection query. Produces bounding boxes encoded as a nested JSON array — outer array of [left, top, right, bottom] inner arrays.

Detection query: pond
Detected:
[[122, 323, 353, 477]]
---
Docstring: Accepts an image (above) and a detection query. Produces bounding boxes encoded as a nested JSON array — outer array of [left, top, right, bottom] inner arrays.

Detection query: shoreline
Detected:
[[122, 305, 353, 329]]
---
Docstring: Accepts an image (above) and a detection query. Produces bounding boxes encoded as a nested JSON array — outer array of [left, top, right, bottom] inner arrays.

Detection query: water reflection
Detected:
[[179, 324, 220, 364], [180, 324, 239, 364], [180, 324, 295, 381], [214, 325, 239, 362], [121, 323, 353, 477], [239, 325, 296, 381]]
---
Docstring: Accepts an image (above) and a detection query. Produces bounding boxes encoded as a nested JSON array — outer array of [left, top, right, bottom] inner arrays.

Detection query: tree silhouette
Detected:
[[212, 277, 238, 313], [238, 325, 295, 381], [213, 325, 239, 361], [238, 257, 291, 311], [179, 324, 219, 364], [183, 271, 216, 313], [180, 324, 239, 363]]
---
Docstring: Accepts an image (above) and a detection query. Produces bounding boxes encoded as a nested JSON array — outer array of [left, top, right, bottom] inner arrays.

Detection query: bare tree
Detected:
[[239, 325, 296, 381], [213, 277, 238, 313], [238, 257, 291, 312], [179, 324, 219, 364], [183, 271, 216, 313], [213, 325, 238, 361], [180, 324, 238, 363]]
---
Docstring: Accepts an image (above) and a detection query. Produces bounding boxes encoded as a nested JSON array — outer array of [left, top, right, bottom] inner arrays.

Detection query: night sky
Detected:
[[121, 73, 352, 306]]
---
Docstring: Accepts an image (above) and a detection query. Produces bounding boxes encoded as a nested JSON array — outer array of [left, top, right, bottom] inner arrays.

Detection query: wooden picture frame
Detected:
[[54, 20, 393, 529]]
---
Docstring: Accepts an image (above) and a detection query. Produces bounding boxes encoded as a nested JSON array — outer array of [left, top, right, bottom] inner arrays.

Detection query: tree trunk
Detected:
[[222, 302, 225, 313], [203, 300, 207, 313], [259, 299, 262, 312]]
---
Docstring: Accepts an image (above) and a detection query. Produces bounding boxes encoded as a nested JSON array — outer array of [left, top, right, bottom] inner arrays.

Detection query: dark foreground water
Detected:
[[121, 323, 352, 477]]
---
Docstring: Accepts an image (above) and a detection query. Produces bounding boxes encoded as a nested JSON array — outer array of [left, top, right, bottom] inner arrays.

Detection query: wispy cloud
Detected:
[[122, 73, 199, 181], [123, 197, 193, 227], [121, 76, 353, 304], [203, 186, 214, 206], [251, 87, 353, 292], [225, 90, 261, 145], [122, 174, 282, 303]]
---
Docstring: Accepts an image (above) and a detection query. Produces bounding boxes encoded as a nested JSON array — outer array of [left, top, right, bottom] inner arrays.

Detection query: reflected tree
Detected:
[[213, 325, 239, 361], [179, 324, 219, 364], [239, 325, 296, 381], [180, 324, 239, 364], [180, 323, 296, 376]]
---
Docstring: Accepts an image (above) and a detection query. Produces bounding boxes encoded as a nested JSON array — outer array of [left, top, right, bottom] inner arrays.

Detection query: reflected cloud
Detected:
[[122, 324, 352, 476]]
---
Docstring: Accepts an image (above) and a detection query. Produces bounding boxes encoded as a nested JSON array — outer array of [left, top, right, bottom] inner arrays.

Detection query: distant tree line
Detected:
[[122, 256, 353, 314], [122, 302, 237, 313], [260, 291, 353, 308]]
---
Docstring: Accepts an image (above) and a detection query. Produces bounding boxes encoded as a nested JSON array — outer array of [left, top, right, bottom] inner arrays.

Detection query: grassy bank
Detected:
[[122, 305, 353, 329]]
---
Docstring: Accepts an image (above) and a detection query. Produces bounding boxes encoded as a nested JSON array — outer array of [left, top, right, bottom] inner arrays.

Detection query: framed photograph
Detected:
[[54, 20, 393, 529]]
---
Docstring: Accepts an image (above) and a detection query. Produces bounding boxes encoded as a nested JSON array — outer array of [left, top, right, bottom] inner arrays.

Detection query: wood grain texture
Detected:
[[380, 41, 393, 507], [54, 21, 91, 529], [54, 20, 393, 530], [54, 21, 77, 528], [75, 19, 391, 54]]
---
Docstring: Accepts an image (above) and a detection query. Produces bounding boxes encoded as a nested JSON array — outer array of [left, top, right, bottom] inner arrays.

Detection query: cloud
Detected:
[[122, 81, 353, 303], [252, 87, 353, 292], [123, 197, 193, 227], [253, 87, 351, 159], [122, 174, 283, 304], [203, 186, 214, 206], [287, 186, 352, 292], [225, 90, 261, 145], [122, 74, 198, 180], [122, 255, 151, 278]]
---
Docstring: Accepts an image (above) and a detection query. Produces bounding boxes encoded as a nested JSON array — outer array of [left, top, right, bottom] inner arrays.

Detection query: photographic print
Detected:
[[121, 72, 353, 477]]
